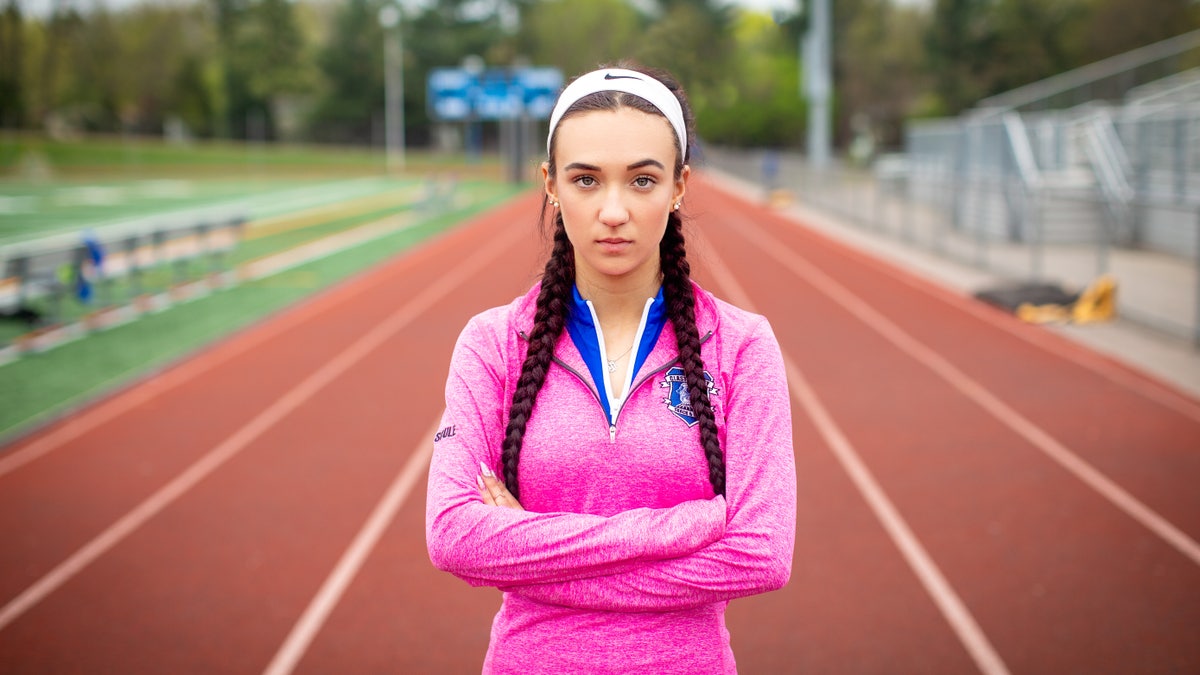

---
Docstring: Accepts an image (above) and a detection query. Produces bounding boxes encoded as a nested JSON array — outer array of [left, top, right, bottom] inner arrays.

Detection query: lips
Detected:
[[597, 238, 632, 253]]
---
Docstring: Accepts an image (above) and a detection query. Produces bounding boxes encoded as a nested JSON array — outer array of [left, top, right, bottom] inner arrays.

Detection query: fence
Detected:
[[703, 147, 1200, 347]]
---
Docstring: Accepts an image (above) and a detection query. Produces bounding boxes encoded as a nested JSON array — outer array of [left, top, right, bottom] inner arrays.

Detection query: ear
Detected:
[[541, 162, 556, 203], [673, 164, 691, 207]]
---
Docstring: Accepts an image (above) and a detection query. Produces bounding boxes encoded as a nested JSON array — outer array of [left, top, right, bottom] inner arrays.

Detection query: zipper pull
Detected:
[[609, 424, 617, 442]]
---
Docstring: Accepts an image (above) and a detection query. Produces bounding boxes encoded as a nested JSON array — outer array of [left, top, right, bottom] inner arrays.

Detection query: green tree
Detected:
[[635, 0, 733, 96], [36, 4, 84, 128], [840, 0, 930, 146], [1077, 0, 1200, 63], [925, 0, 994, 115], [0, 0, 24, 128], [696, 11, 803, 148], [61, 6, 123, 131], [984, 0, 1088, 96], [518, 0, 643, 78], [307, 0, 385, 144], [213, 0, 312, 140], [112, 4, 221, 135]]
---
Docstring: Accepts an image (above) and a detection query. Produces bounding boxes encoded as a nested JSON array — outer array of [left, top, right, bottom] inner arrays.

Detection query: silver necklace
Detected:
[[607, 343, 634, 373]]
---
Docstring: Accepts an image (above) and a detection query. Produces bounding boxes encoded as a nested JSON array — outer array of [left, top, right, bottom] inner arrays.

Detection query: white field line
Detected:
[[734, 218, 1200, 568], [702, 244, 1011, 675], [0, 214, 420, 476], [240, 178, 393, 221], [245, 184, 421, 237], [263, 418, 439, 675], [240, 214, 416, 281], [0, 223, 524, 633], [0, 178, 382, 250]]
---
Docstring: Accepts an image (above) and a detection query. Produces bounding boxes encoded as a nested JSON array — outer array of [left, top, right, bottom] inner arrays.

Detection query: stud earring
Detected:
[[550, 199, 559, 207], [673, 201, 681, 211]]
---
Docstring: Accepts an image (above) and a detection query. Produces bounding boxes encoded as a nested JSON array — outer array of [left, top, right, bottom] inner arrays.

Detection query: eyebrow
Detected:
[[563, 159, 666, 172], [627, 159, 666, 171]]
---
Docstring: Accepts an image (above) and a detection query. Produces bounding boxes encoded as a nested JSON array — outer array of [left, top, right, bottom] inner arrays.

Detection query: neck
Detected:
[[576, 265, 660, 330]]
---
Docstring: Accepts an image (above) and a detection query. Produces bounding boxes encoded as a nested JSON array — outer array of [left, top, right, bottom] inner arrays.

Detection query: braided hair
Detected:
[[501, 63, 724, 500]]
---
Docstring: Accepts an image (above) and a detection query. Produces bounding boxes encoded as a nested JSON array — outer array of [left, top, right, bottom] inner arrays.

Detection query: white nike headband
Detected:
[[546, 68, 687, 158]]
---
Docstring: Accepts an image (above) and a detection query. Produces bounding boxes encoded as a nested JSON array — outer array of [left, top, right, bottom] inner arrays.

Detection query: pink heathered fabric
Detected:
[[426, 281, 796, 674]]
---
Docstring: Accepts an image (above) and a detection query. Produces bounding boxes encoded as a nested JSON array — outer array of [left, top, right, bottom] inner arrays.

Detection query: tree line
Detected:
[[0, 0, 1196, 152]]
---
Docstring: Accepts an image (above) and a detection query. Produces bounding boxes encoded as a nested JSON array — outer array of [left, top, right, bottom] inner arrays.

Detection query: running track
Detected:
[[1, 175, 1198, 673]]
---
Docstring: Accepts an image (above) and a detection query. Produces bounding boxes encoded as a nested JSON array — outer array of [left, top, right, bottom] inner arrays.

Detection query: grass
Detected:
[[0, 133, 505, 179]]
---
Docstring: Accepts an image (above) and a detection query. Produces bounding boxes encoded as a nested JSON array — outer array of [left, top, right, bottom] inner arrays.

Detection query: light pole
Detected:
[[803, 0, 831, 169], [379, 4, 405, 173]]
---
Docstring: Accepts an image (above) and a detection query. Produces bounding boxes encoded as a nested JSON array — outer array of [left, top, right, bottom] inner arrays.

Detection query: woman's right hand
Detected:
[[478, 462, 525, 511]]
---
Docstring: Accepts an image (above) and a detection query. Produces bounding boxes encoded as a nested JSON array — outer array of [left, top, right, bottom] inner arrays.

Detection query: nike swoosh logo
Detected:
[[604, 73, 642, 81]]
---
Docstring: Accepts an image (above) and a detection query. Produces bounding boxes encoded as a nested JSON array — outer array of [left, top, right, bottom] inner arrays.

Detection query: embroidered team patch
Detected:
[[661, 367, 720, 427]]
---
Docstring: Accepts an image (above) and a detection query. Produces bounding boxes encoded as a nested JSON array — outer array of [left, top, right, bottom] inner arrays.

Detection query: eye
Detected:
[[573, 175, 597, 188], [633, 175, 656, 188]]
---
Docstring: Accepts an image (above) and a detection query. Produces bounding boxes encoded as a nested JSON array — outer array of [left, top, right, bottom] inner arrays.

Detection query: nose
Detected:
[[598, 186, 629, 227]]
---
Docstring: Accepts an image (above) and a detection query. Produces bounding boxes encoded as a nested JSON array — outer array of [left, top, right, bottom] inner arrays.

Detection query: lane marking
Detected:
[[730, 213, 1200, 568], [701, 176, 1200, 425], [701, 241, 1011, 675], [0, 193, 531, 478], [0, 224, 525, 633], [263, 418, 439, 675]]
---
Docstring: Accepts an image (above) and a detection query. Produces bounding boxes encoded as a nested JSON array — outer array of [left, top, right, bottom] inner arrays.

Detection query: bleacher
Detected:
[[0, 207, 246, 355], [903, 30, 1200, 258]]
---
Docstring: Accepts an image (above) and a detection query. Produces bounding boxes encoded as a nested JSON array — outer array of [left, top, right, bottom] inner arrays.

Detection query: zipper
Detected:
[[609, 329, 715, 443], [520, 329, 715, 443], [518, 330, 604, 408]]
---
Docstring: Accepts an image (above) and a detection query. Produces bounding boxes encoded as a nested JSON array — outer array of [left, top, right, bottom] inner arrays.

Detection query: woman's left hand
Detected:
[[478, 463, 524, 511]]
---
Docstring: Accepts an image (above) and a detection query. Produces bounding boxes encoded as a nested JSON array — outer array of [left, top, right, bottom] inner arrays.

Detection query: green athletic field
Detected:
[[0, 136, 523, 442]]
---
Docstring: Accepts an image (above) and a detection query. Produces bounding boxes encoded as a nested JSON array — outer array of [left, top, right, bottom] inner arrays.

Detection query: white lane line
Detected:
[[733, 217, 1200, 568], [702, 243, 1011, 675], [263, 419, 439, 675], [0, 224, 524, 633]]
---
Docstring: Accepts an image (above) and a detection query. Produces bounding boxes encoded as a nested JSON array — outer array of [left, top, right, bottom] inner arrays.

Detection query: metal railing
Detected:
[[1077, 107, 1135, 241], [703, 147, 1200, 347]]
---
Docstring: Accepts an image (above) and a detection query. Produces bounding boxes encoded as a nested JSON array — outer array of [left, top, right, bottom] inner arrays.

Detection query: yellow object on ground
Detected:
[[1016, 275, 1117, 325], [1016, 302, 1072, 324], [1071, 275, 1118, 323], [768, 189, 794, 209]]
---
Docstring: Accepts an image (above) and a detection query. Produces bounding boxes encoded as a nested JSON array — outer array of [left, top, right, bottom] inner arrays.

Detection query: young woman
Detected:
[[426, 63, 796, 674]]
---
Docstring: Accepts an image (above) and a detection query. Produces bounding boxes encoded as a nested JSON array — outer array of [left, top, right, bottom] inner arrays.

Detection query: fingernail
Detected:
[[480, 461, 495, 478], [476, 474, 485, 490]]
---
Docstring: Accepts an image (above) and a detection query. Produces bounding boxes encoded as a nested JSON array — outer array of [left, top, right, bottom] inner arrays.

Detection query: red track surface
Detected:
[[1, 177, 1197, 674]]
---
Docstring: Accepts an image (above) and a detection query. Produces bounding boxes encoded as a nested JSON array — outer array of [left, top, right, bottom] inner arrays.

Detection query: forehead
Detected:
[[554, 108, 678, 168]]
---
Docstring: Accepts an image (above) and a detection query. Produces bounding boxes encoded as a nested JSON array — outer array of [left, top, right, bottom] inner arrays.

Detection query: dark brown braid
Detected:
[[660, 213, 725, 496], [500, 219, 574, 501], [502, 61, 724, 499]]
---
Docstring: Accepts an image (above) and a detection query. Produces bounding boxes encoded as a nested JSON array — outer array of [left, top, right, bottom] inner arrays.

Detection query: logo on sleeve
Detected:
[[661, 367, 719, 427], [434, 425, 456, 442]]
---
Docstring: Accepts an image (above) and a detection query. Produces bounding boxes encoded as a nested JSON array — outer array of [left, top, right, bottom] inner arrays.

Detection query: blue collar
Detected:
[[564, 284, 667, 425]]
